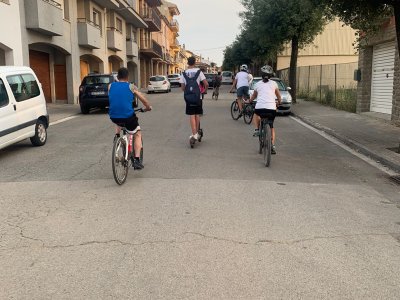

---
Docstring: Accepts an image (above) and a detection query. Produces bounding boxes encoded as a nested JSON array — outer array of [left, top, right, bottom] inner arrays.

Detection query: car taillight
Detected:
[[163, 81, 167, 84]]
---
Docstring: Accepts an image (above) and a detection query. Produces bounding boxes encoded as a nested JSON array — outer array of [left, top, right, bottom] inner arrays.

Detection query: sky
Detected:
[[167, 0, 245, 66]]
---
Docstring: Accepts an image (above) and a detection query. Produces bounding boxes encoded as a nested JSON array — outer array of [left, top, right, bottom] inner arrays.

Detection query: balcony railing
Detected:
[[126, 39, 139, 57], [77, 18, 102, 49], [24, 0, 63, 36], [107, 27, 124, 51], [139, 7, 161, 31], [140, 39, 162, 58], [170, 19, 179, 32], [145, 0, 162, 7]]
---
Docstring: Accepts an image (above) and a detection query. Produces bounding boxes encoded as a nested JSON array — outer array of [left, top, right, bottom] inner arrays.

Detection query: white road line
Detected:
[[289, 116, 398, 176], [49, 115, 80, 126]]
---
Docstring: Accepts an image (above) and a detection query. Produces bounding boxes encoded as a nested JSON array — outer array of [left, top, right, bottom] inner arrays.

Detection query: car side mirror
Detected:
[[286, 87, 292, 91]]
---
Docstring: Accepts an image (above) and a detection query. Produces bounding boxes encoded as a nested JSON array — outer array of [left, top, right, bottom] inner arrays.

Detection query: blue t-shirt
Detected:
[[108, 82, 135, 119]]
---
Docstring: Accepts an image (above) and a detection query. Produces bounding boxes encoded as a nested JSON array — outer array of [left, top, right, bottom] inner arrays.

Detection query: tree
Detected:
[[322, 1, 397, 52], [240, 0, 331, 102]]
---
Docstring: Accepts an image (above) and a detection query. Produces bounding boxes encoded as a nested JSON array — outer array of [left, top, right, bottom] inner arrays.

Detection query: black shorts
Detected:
[[255, 109, 276, 128], [111, 114, 140, 133], [186, 101, 203, 115], [237, 86, 249, 98]]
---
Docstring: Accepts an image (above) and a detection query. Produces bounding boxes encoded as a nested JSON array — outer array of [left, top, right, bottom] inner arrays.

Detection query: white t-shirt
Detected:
[[235, 71, 251, 88], [254, 80, 278, 110], [179, 68, 206, 85]]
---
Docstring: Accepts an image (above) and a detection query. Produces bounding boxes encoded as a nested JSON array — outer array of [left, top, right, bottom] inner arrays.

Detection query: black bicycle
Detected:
[[258, 117, 272, 167], [112, 108, 147, 185]]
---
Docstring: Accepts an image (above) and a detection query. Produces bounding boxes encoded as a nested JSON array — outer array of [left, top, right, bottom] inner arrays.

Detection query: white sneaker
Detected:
[[194, 133, 200, 140]]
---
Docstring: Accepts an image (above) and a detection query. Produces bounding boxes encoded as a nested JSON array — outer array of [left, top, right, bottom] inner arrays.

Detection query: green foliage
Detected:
[[322, 0, 394, 47]]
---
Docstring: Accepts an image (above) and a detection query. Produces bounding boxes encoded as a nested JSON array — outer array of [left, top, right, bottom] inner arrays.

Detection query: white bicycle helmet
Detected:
[[261, 65, 274, 76], [240, 64, 248, 72]]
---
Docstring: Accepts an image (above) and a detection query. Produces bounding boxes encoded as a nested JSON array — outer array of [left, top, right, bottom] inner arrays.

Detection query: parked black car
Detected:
[[204, 73, 216, 89], [79, 74, 116, 114]]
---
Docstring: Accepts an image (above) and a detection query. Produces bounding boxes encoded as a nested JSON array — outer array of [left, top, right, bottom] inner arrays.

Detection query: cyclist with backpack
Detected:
[[180, 56, 209, 147], [212, 72, 222, 100]]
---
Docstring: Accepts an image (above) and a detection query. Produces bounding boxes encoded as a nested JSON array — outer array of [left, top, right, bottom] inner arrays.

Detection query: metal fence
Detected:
[[278, 62, 358, 112]]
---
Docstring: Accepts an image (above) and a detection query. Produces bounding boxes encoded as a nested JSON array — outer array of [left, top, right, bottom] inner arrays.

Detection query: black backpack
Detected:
[[183, 70, 201, 105]]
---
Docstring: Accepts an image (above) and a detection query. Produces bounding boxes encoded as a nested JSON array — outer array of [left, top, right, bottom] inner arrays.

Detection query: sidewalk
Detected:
[[46, 103, 81, 123], [291, 100, 400, 173]]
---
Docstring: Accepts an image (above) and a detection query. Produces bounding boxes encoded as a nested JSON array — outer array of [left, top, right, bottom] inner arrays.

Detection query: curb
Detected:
[[291, 112, 400, 173]]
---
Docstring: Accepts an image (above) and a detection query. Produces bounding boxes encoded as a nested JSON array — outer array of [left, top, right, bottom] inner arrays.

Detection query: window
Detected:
[[93, 9, 100, 26], [116, 18, 123, 33], [0, 78, 9, 107], [63, 0, 70, 20], [83, 76, 112, 85], [7, 74, 40, 102]]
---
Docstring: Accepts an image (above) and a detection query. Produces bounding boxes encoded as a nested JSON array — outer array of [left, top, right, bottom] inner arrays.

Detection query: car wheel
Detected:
[[80, 104, 90, 114], [30, 119, 47, 146]]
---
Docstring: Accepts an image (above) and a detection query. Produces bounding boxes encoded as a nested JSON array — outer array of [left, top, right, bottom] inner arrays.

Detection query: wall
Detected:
[[277, 18, 358, 70], [0, 1, 24, 65]]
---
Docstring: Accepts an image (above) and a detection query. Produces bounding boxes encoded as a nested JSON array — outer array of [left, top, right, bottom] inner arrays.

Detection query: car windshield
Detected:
[[205, 74, 215, 79], [222, 72, 232, 77], [150, 76, 165, 82], [83, 76, 111, 85], [251, 78, 287, 91], [168, 75, 179, 79]]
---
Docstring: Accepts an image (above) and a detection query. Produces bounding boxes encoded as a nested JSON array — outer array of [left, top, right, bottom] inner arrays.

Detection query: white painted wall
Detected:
[[0, 1, 24, 65]]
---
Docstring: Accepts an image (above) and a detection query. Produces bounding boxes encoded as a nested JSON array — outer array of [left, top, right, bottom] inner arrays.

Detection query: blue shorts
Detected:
[[237, 86, 249, 98]]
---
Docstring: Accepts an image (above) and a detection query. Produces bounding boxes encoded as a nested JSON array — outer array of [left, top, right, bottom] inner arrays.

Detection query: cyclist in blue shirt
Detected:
[[109, 67, 151, 170]]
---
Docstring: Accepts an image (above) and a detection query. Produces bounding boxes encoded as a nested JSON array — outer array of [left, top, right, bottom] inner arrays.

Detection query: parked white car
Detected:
[[221, 71, 234, 84], [147, 75, 171, 93], [167, 73, 181, 87], [0, 66, 49, 150], [249, 77, 292, 114]]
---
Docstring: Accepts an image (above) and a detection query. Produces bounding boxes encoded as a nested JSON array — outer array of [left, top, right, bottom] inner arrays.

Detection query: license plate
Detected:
[[153, 87, 160, 89], [91, 91, 105, 95]]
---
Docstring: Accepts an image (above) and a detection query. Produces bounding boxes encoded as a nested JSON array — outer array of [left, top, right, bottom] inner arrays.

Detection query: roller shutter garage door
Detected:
[[29, 50, 52, 103], [370, 42, 395, 114]]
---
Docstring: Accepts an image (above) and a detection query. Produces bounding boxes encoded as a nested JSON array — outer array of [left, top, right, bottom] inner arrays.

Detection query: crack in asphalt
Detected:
[[2, 228, 399, 251]]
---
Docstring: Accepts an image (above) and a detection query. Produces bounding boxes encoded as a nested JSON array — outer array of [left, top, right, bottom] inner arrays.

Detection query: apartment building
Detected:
[[0, 0, 147, 104], [277, 19, 358, 70]]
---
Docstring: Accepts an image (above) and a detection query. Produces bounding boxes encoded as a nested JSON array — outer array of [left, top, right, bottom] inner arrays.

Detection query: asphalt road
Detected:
[[1, 86, 400, 299]]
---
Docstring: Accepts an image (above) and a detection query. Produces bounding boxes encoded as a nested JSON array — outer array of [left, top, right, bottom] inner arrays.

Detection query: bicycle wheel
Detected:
[[139, 138, 144, 163], [230, 101, 240, 120], [258, 128, 263, 154], [243, 104, 254, 125], [263, 122, 272, 167], [112, 137, 129, 185]]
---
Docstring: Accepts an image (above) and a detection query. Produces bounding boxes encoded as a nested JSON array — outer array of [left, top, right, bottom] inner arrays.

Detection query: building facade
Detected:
[[0, 0, 147, 104], [277, 19, 358, 70], [357, 17, 400, 124]]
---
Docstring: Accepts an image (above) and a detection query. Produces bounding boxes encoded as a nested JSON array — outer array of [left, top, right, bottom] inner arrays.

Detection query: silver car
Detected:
[[249, 77, 292, 114]]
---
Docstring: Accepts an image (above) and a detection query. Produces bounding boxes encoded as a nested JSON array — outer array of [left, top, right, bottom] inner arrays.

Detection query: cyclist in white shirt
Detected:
[[249, 65, 282, 154], [229, 64, 252, 117]]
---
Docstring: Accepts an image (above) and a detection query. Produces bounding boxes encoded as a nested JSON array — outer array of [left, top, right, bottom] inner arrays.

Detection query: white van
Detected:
[[221, 71, 233, 84], [0, 66, 49, 150]]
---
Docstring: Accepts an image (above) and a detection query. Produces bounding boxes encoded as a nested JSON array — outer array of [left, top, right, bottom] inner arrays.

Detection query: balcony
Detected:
[[24, 0, 63, 36], [77, 19, 102, 49], [126, 39, 139, 57], [114, 1, 147, 28], [145, 0, 162, 7], [92, 0, 119, 9], [140, 7, 161, 32], [107, 27, 124, 51], [170, 38, 179, 50], [170, 19, 179, 32], [140, 39, 162, 58]]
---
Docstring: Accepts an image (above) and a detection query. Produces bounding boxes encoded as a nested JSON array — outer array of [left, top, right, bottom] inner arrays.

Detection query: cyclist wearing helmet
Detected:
[[229, 64, 252, 116], [249, 65, 282, 154]]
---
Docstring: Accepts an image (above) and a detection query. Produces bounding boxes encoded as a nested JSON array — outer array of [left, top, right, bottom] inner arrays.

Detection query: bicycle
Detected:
[[111, 108, 147, 185], [230, 93, 250, 121], [258, 117, 272, 167]]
